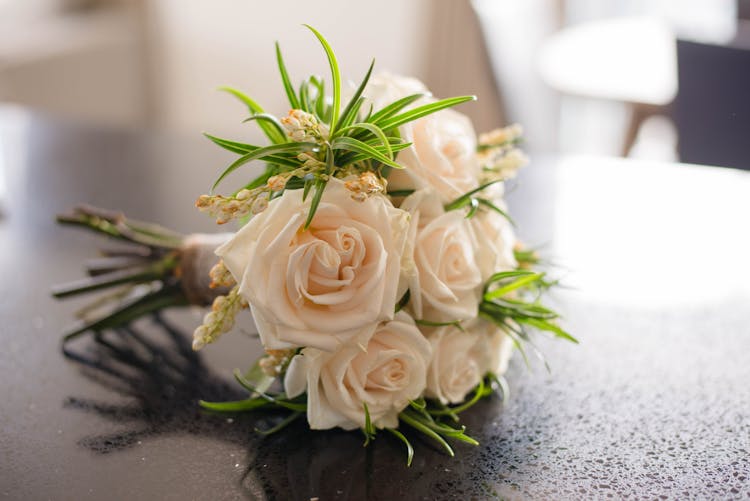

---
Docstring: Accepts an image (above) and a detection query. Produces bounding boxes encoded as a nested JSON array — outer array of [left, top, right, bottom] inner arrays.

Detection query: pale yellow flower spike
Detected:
[[208, 259, 235, 289], [192, 285, 248, 351], [259, 349, 297, 377]]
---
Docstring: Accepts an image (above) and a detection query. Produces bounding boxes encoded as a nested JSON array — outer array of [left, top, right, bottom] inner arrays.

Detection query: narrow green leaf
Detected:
[[399, 412, 455, 457], [255, 412, 303, 436], [484, 272, 545, 300], [484, 270, 538, 286], [465, 198, 480, 219], [518, 317, 579, 344], [303, 179, 326, 230], [218, 86, 286, 144], [369, 93, 430, 123], [275, 42, 300, 109], [375, 95, 476, 131], [386, 428, 414, 467], [304, 25, 341, 133], [243, 358, 277, 396], [445, 180, 502, 211], [199, 398, 269, 412], [339, 97, 365, 130], [242, 113, 288, 142], [337, 122, 392, 159], [233, 369, 308, 412], [212, 142, 318, 192], [299, 79, 312, 113], [387, 189, 416, 198], [204, 134, 299, 167], [429, 378, 486, 416], [338, 59, 375, 130], [477, 198, 515, 226], [395, 289, 411, 313], [331, 136, 403, 169], [414, 318, 465, 331]]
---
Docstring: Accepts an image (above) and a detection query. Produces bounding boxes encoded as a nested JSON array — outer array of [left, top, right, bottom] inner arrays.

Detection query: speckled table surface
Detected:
[[1, 107, 749, 500]]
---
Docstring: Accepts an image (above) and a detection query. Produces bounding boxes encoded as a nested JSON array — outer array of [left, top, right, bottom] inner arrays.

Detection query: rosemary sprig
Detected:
[[204, 26, 476, 229]]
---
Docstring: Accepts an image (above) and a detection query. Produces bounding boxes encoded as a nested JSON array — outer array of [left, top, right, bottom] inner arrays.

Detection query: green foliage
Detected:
[[205, 26, 476, 228]]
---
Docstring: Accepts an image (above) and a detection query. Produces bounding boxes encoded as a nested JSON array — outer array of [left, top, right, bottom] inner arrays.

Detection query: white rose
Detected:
[[365, 72, 480, 203], [401, 189, 493, 323], [469, 319, 514, 377], [470, 198, 518, 275], [365, 72, 431, 111], [284, 312, 432, 430], [424, 324, 484, 405], [215, 178, 410, 351]]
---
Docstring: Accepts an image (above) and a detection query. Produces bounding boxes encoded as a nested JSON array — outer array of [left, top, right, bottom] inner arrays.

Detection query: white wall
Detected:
[[145, 0, 436, 141]]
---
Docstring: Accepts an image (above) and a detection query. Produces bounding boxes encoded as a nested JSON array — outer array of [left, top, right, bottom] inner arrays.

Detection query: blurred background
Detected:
[[0, 0, 749, 168]]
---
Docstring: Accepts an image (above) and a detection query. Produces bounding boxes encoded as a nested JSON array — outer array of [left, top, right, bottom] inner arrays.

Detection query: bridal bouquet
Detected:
[[55, 26, 574, 465]]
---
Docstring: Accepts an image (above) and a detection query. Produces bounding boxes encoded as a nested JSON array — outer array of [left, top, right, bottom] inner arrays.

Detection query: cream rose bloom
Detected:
[[400, 189, 493, 323], [424, 324, 484, 405], [470, 319, 515, 377], [470, 199, 518, 274], [424, 320, 514, 405], [215, 178, 410, 352], [284, 312, 432, 430], [365, 72, 480, 203]]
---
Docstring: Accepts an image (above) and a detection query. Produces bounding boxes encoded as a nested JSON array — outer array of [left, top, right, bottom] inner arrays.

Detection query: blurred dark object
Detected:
[[674, 35, 750, 170]]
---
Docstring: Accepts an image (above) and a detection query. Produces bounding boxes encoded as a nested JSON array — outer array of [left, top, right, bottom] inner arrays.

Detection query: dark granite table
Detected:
[[1, 106, 748, 500]]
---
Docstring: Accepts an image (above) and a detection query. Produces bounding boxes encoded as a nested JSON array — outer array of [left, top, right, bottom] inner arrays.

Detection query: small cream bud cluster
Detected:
[[281, 109, 329, 142], [297, 152, 326, 170], [477, 124, 528, 183], [259, 349, 297, 377], [478, 123, 523, 147], [344, 172, 386, 202], [209, 259, 235, 289], [479, 148, 529, 182], [196, 189, 269, 224], [192, 285, 248, 351]]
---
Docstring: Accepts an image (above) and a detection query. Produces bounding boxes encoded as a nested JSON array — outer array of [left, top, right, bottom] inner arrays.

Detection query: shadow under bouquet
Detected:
[[55, 26, 575, 465]]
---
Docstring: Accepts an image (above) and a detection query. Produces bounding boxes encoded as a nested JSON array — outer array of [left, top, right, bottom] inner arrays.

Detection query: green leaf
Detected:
[[445, 180, 502, 211], [303, 178, 326, 230], [198, 397, 269, 412], [339, 97, 365, 130], [484, 272, 545, 300], [243, 357, 277, 396], [204, 134, 299, 168], [331, 136, 403, 170], [362, 402, 376, 446], [233, 369, 308, 412], [399, 411, 454, 457], [275, 42, 300, 109], [304, 25, 341, 133], [428, 378, 487, 416], [212, 142, 318, 192], [395, 289, 411, 313], [337, 122, 392, 159], [386, 428, 414, 467], [255, 412, 303, 436], [375, 95, 476, 131], [299, 78, 312, 113], [465, 198, 480, 219], [484, 270, 538, 286], [477, 198, 515, 226], [414, 318, 465, 331], [386, 189, 416, 198], [336, 141, 411, 167], [218, 86, 286, 144], [517, 317, 579, 344], [242, 113, 288, 142], [338, 59, 375, 130], [369, 93, 430, 123]]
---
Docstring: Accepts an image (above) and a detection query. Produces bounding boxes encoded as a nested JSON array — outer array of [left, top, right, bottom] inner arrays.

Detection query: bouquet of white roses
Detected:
[[55, 26, 573, 465]]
